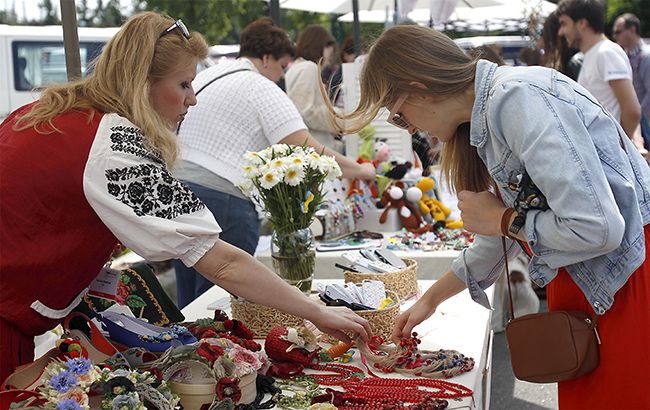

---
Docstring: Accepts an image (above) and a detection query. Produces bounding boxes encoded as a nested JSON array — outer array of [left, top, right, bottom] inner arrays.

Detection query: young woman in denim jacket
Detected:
[[328, 25, 650, 409]]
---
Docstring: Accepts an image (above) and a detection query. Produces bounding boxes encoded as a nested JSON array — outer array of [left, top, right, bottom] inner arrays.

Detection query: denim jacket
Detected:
[[451, 60, 650, 315]]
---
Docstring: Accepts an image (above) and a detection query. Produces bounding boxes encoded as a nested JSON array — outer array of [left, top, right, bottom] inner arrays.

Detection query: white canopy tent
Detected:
[[337, 0, 557, 31]]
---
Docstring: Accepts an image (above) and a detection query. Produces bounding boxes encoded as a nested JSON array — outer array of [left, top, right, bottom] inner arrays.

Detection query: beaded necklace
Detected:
[[358, 334, 475, 378]]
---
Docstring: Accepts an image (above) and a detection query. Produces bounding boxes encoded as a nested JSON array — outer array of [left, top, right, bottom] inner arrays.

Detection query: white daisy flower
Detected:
[[260, 170, 280, 190], [284, 165, 305, 186], [269, 158, 287, 171], [243, 151, 263, 165], [242, 164, 258, 179]]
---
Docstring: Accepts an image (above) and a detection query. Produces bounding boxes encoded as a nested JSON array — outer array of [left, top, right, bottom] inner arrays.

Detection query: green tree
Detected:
[[77, 0, 124, 27], [606, 0, 650, 37], [0, 8, 19, 25], [39, 0, 61, 25]]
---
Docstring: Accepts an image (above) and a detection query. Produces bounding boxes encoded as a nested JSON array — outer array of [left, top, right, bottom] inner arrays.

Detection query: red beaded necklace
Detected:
[[308, 363, 365, 385]]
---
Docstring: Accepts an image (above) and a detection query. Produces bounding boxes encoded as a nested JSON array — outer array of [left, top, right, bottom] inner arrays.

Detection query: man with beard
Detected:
[[557, 0, 642, 146]]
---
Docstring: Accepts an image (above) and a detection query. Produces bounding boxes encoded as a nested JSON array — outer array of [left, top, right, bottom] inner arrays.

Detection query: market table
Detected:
[[254, 234, 462, 280], [182, 280, 494, 410]]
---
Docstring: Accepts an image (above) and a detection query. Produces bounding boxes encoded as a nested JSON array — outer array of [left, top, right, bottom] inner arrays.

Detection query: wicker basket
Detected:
[[355, 290, 400, 341], [323, 290, 400, 343], [230, 297, 304, 338], [344, 258, 418, 300]]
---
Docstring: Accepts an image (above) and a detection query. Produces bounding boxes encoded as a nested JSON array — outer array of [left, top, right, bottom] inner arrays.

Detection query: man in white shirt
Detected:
[[557, 0, 642, 144]]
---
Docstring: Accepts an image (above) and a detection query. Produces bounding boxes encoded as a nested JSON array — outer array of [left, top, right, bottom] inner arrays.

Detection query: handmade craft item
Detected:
[[415, 177, 463, 229], [357, 334, 475, 379]]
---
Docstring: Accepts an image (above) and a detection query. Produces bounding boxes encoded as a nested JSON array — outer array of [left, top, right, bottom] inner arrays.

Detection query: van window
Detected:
[[12, 41, 105, 91]]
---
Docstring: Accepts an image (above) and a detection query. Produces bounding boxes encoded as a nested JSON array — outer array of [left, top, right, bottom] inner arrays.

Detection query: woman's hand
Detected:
[[310, 305, 373, 344], [457, 190, 506, 236], [391, 298, 437, 342]]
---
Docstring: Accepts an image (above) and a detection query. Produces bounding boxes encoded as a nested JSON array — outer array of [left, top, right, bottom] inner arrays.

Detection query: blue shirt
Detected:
[[452, 60, 650, 315]]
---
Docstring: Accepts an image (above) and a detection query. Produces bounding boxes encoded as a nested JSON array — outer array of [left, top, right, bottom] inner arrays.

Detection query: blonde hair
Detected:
[[14, 12, 208, 166], [326, 25, 490, 192]]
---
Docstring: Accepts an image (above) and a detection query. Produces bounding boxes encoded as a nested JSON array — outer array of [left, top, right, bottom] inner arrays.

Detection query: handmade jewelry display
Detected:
[[358, 334, 475, 378]]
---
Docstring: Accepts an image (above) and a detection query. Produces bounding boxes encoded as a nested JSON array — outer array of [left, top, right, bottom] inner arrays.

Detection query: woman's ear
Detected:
[[262, 54, 270, 68]]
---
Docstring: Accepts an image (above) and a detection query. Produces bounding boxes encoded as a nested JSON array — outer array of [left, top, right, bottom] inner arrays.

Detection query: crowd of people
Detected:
[[1, 0, 648, 408]]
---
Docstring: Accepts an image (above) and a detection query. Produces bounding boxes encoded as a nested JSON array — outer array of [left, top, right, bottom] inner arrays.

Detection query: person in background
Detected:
[[324, 23, 649, 409], [174, 18, 375, 308], [557, 0, 644, 154], [285, 25, 344, 153], [613, 12, 650, 151], [542, 10, 583, 81], [0, 12, 372, 382], [328, 36, 358, 105]]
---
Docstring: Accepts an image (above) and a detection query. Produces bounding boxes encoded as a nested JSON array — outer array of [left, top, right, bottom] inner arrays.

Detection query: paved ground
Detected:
[[489, 300, 558, 410]]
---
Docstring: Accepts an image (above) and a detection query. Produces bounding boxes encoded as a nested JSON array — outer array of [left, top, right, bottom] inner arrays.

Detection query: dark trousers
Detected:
[[174, 181, 260, 309]]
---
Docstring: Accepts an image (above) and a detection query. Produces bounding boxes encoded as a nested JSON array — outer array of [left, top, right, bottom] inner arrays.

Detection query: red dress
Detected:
[[547, 225, 650, 409], [0, 106, 117, 381], [1, 104, 222, 383]]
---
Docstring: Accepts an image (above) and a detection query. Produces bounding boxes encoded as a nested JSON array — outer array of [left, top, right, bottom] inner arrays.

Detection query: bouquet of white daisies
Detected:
[[238, 144, 341, 235]]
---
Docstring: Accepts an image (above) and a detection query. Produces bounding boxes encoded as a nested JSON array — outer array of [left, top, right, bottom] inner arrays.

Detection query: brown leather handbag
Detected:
[[501, 237, 601, 383]]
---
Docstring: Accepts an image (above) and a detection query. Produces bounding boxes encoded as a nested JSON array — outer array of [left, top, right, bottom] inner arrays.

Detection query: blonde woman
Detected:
[[0, 12, 370, 381], [326, 24, 650, 409]]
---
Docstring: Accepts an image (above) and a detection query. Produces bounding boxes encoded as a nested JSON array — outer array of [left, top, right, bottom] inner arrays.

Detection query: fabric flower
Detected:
[[56, 399, 83, 410], [229, 346, 262, 376], [197, 342, 225, 363], [61, 388, 89, 407], [104, 376, 136, 396], [216, 377, 241, 403], [111, 393, 141, 410], [50, 370, 78, 393], [66, 358, 92, 375]]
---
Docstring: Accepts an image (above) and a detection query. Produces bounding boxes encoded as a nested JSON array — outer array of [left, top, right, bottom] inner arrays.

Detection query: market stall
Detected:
[[182, 279, 495, 409]]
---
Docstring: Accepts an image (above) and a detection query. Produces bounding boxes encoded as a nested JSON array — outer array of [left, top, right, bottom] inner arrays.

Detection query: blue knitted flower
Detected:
[[50, 370, 78, 393], [66, 357, 92, 375]]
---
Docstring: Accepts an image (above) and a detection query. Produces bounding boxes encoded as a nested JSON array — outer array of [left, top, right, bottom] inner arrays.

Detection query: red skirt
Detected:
[[547, 225, 650, 409]]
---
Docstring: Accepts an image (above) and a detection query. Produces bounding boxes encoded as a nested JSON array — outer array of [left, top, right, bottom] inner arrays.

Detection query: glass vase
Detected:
[[270, 228, 316, 294]]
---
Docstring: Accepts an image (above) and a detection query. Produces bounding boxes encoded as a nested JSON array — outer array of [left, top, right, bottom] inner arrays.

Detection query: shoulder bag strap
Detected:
[[176, 68, 251, 134]]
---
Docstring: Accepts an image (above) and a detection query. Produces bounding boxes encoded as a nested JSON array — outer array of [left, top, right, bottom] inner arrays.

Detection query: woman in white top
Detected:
[[0, 12, 371, 382], [285, 25, 344, 153], [175, 18, 375, 307]]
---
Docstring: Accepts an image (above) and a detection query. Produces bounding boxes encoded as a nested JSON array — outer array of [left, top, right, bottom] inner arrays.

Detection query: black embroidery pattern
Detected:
[[109, 125, 164, 164], [106, 164, 205, 219]]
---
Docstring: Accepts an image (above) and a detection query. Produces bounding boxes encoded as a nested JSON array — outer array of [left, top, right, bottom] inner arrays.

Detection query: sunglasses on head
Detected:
[[159, 19, 190, 40], [387, 94, 411, 130]]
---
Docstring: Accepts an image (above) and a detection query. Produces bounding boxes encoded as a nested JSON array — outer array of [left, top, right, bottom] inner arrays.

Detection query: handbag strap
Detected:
[[496, 185, 599, 324], [176, 67, 251, 134]]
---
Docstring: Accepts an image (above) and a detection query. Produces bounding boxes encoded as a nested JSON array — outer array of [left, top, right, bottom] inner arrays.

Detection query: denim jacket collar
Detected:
[[469, 59, 498, 150]]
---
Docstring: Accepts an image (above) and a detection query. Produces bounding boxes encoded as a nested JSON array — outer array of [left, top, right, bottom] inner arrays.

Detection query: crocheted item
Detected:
[[264, 326, 320, 366]]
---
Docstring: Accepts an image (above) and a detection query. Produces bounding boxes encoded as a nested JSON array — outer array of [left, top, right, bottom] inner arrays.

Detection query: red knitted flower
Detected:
[[223, 319, 254, 340], [215, 377, 241, 402], [196, 342, 225, 364]]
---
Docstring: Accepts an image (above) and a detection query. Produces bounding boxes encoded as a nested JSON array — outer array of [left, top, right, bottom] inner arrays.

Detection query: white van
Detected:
[[0, 24, 119, 120]]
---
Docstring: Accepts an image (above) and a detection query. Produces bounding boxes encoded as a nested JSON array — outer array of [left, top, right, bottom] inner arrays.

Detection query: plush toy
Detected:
[[379, 182, 431, 234], [358, 125, 376, 161], [347, 129, 382, 198], [415, 177, 463, 229]]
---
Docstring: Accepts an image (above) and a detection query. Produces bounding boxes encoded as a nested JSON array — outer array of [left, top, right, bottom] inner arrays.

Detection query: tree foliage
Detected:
[[605, 0, 650, 37]]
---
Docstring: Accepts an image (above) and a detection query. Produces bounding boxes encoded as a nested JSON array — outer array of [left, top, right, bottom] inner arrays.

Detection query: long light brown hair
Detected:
[[325, 25, 491, 192], [14, 12, 208, 166]]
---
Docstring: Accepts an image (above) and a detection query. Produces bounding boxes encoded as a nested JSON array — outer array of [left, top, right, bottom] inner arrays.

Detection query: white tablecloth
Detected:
[[254, 234, 461, 280], [182, 280, 494, 409]]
